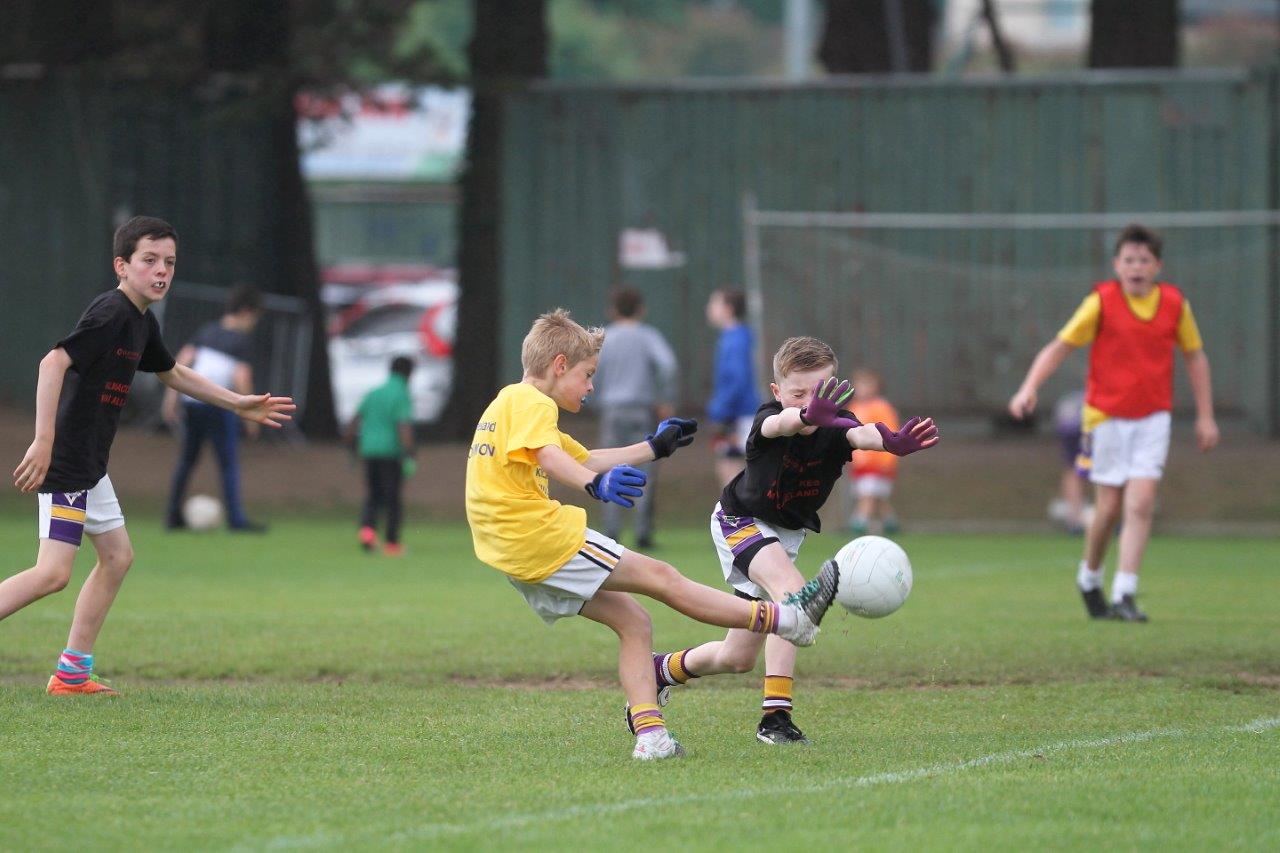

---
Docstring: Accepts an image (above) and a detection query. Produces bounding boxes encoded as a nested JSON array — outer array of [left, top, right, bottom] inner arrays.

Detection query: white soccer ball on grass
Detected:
[[833, 535, 913, 618], [183, 494, 224, 532]]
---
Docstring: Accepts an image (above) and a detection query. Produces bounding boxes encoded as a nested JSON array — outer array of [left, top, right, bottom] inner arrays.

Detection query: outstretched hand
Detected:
[[876, 416, 940, 457], [235, 394, 296, 428], [799, 378, 862, 430], [585, 465, 647, 508], [646, 417, 698, 459]]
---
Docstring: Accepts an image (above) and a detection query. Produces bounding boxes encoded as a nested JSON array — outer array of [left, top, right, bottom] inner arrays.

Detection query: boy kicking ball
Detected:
[[465, 310, 838, 760], [4, 216, 294, 695], [648, 337, 939, 745]]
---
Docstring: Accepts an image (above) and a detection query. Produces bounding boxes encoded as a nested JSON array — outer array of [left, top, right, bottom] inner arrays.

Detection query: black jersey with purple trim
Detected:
[[44, 289, 176, 492], [718, 400, 854, 533]]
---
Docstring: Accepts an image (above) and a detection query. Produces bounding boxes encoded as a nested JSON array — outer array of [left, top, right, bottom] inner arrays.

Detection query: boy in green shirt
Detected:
[[347, 356, 415, 555]]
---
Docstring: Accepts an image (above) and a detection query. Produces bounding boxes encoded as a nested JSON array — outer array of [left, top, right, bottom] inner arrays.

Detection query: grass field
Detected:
[[1, 515, 1277, 850]]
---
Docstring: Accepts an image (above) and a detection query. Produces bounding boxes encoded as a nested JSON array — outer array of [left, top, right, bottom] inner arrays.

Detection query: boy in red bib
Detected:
[[1008, 224, 1218, 622]]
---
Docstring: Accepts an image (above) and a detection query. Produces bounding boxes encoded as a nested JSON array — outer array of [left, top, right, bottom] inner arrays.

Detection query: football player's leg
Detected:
[[0, 538, 77, 621], [66, 525, 134, 653]]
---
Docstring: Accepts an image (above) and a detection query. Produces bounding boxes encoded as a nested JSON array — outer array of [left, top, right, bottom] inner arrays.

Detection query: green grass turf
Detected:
[[1, 516, 1277, 850]]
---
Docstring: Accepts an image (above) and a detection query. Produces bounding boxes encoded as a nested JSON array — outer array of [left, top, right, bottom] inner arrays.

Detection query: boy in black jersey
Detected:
[[648, 337, 938, 744], [5, 216, 294, 695]]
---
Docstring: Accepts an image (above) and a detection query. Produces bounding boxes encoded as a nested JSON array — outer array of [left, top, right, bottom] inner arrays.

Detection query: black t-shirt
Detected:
[[719, 400, 855, 533], [44, 289, 176, 492]]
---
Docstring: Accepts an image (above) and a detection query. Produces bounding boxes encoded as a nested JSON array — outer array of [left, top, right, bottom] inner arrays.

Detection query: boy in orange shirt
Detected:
[[1009, 224, 1218, 622], [846, 369, 901, 535]]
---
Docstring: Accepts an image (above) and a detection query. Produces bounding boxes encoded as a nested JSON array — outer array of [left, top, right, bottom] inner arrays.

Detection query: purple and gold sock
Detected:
[[54, 649, 93, 685], [745, 600, 781, 634], [629, 703, 666, 735], [763, 674, 794, 715], [653, 649, 698, 688]]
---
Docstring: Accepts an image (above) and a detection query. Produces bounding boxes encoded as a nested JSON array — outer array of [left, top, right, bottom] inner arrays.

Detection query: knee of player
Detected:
[[724, 653, 757, 674], [616, 604, 654, 641], [40, 564, 73, 593], [103, 545, 135, 572]]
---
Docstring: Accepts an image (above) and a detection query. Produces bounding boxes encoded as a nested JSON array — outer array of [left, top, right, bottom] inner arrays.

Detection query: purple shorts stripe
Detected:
[[716, 510, 767, 558], [47, 516, 85, 546]]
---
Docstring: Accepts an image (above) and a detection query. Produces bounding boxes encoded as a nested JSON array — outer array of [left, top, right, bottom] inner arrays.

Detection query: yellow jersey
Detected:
[[1056, 287, 1203, 430], [465, 382, 591, 582]]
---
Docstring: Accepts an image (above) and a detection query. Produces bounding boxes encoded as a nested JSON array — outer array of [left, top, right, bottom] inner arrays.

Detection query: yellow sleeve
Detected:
[[1057, 292, 1101, 347], [1177, 300, 1204, 353], [505, 400, 564, 466], [560, 431, 590, 463]]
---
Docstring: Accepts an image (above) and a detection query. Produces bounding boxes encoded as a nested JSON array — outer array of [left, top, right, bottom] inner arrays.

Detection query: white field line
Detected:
[[258, 716, 1280, 849]]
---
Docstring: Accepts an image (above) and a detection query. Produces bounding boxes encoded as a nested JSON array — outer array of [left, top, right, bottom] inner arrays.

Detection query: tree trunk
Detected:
[[204, 0, 337, 437], [980, 0, 1016, 73], [438, 0, 548, 439], [1088, 0, 1179, 68], [818, 0, 935, 74]]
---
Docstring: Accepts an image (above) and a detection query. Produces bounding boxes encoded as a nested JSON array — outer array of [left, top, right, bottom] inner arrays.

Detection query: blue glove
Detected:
[[585, 465, 647, 508], [646, 417, 698, 459]]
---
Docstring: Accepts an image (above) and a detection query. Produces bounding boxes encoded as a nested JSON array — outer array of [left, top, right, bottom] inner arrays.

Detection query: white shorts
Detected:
[[709, 502, 806, 600], [716, 414, 756, 459], [853, 474, 895, 499], [508, 530, 625, 625], [38, 475, 126, 548], [1085, 411, 1172, 487]]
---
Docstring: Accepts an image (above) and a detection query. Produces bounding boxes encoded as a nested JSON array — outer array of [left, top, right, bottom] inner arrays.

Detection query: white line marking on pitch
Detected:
[[260, 716, 1280, 849]]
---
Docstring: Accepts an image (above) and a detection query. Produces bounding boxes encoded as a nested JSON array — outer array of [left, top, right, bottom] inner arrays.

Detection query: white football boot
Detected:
[[632, 728, 686, 760]]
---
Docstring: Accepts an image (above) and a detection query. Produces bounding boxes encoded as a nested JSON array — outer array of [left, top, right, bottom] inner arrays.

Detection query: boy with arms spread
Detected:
[[1009, 224, 1218, 622], [5, 216, 295, 695], [649, 337, 938, 745], [465, 311, 838, 760]]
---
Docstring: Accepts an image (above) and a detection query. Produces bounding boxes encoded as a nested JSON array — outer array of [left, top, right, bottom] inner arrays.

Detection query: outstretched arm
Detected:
[[585, 443, 654, 471], [1183, 348, 1219, 452], [537, 444, 646, 508], [1009, 338, 1075, 419], [847, 417, 940, 456], [13, 348, 72, 492], [157, 363, 294, 428], [161, 344, 197, 427]]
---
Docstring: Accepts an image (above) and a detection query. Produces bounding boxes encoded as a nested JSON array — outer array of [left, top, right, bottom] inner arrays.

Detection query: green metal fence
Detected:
[[498, 70, 1280, 432], [0, 74, 288, 406]]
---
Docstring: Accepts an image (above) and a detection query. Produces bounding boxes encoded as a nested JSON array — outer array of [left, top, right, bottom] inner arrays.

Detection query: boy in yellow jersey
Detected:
[[465, 309, 838, 760], [1009, 224, 1218, 622]]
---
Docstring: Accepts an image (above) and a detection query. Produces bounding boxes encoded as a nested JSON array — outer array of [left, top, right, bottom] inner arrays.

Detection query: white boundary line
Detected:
[[260, 716, 1280, 849]]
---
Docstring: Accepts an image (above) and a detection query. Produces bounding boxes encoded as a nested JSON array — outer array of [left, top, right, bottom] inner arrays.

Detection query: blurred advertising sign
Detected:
[[298, 85, 470, 182]]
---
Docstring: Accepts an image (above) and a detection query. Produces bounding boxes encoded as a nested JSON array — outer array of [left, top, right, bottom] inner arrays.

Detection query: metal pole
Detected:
[[784, 0, 813, 80], [741, 191, 768, 389]]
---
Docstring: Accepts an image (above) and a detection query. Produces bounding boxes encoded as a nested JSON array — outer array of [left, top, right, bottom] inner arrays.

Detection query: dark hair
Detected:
[[1113, 223, 1162, 260], [226, 283, 263, 315], [113, 216, 178, 262], [611, 287, 643, 319], [718, 289, 747, 320], [390, 356, 415, 378]]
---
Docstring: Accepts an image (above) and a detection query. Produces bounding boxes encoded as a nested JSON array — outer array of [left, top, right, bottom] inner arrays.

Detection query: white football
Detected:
[[183, 494, 224, 532], [834, 535, 913, 618]]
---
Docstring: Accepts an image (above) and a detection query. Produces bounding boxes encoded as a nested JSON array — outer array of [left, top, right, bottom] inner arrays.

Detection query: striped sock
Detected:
[[653, 649, 698, 687], [745, 600, 781, 634], [628, 703, 666, 735], [763, 674, 794, 715], [55, 649, 93, 685]]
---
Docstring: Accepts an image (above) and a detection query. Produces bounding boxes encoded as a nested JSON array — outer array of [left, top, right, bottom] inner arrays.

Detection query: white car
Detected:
[[324, 272, 457, 425]]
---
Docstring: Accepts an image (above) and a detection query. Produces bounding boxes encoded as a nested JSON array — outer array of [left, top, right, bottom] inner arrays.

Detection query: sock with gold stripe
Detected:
[[745, 600, 782, 634], [653, 649, 698, 687], [762, 674, 794, 715], [628, 703, 666, 735]]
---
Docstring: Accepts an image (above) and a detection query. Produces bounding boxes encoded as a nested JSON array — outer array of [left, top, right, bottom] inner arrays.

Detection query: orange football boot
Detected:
[[46, 674, 120, 696]]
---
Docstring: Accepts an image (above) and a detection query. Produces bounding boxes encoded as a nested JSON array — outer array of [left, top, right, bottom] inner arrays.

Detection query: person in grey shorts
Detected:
[[595, 287, 678, 548]]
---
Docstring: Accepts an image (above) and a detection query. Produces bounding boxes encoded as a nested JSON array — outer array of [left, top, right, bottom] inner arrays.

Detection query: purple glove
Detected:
[[875, 416, 940, 457], [798, 378, 862, 430]]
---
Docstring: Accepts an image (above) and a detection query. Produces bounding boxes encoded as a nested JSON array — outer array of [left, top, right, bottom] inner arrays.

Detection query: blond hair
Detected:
[[772, 336, 837, 381], [521, 308, 605, 376]]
